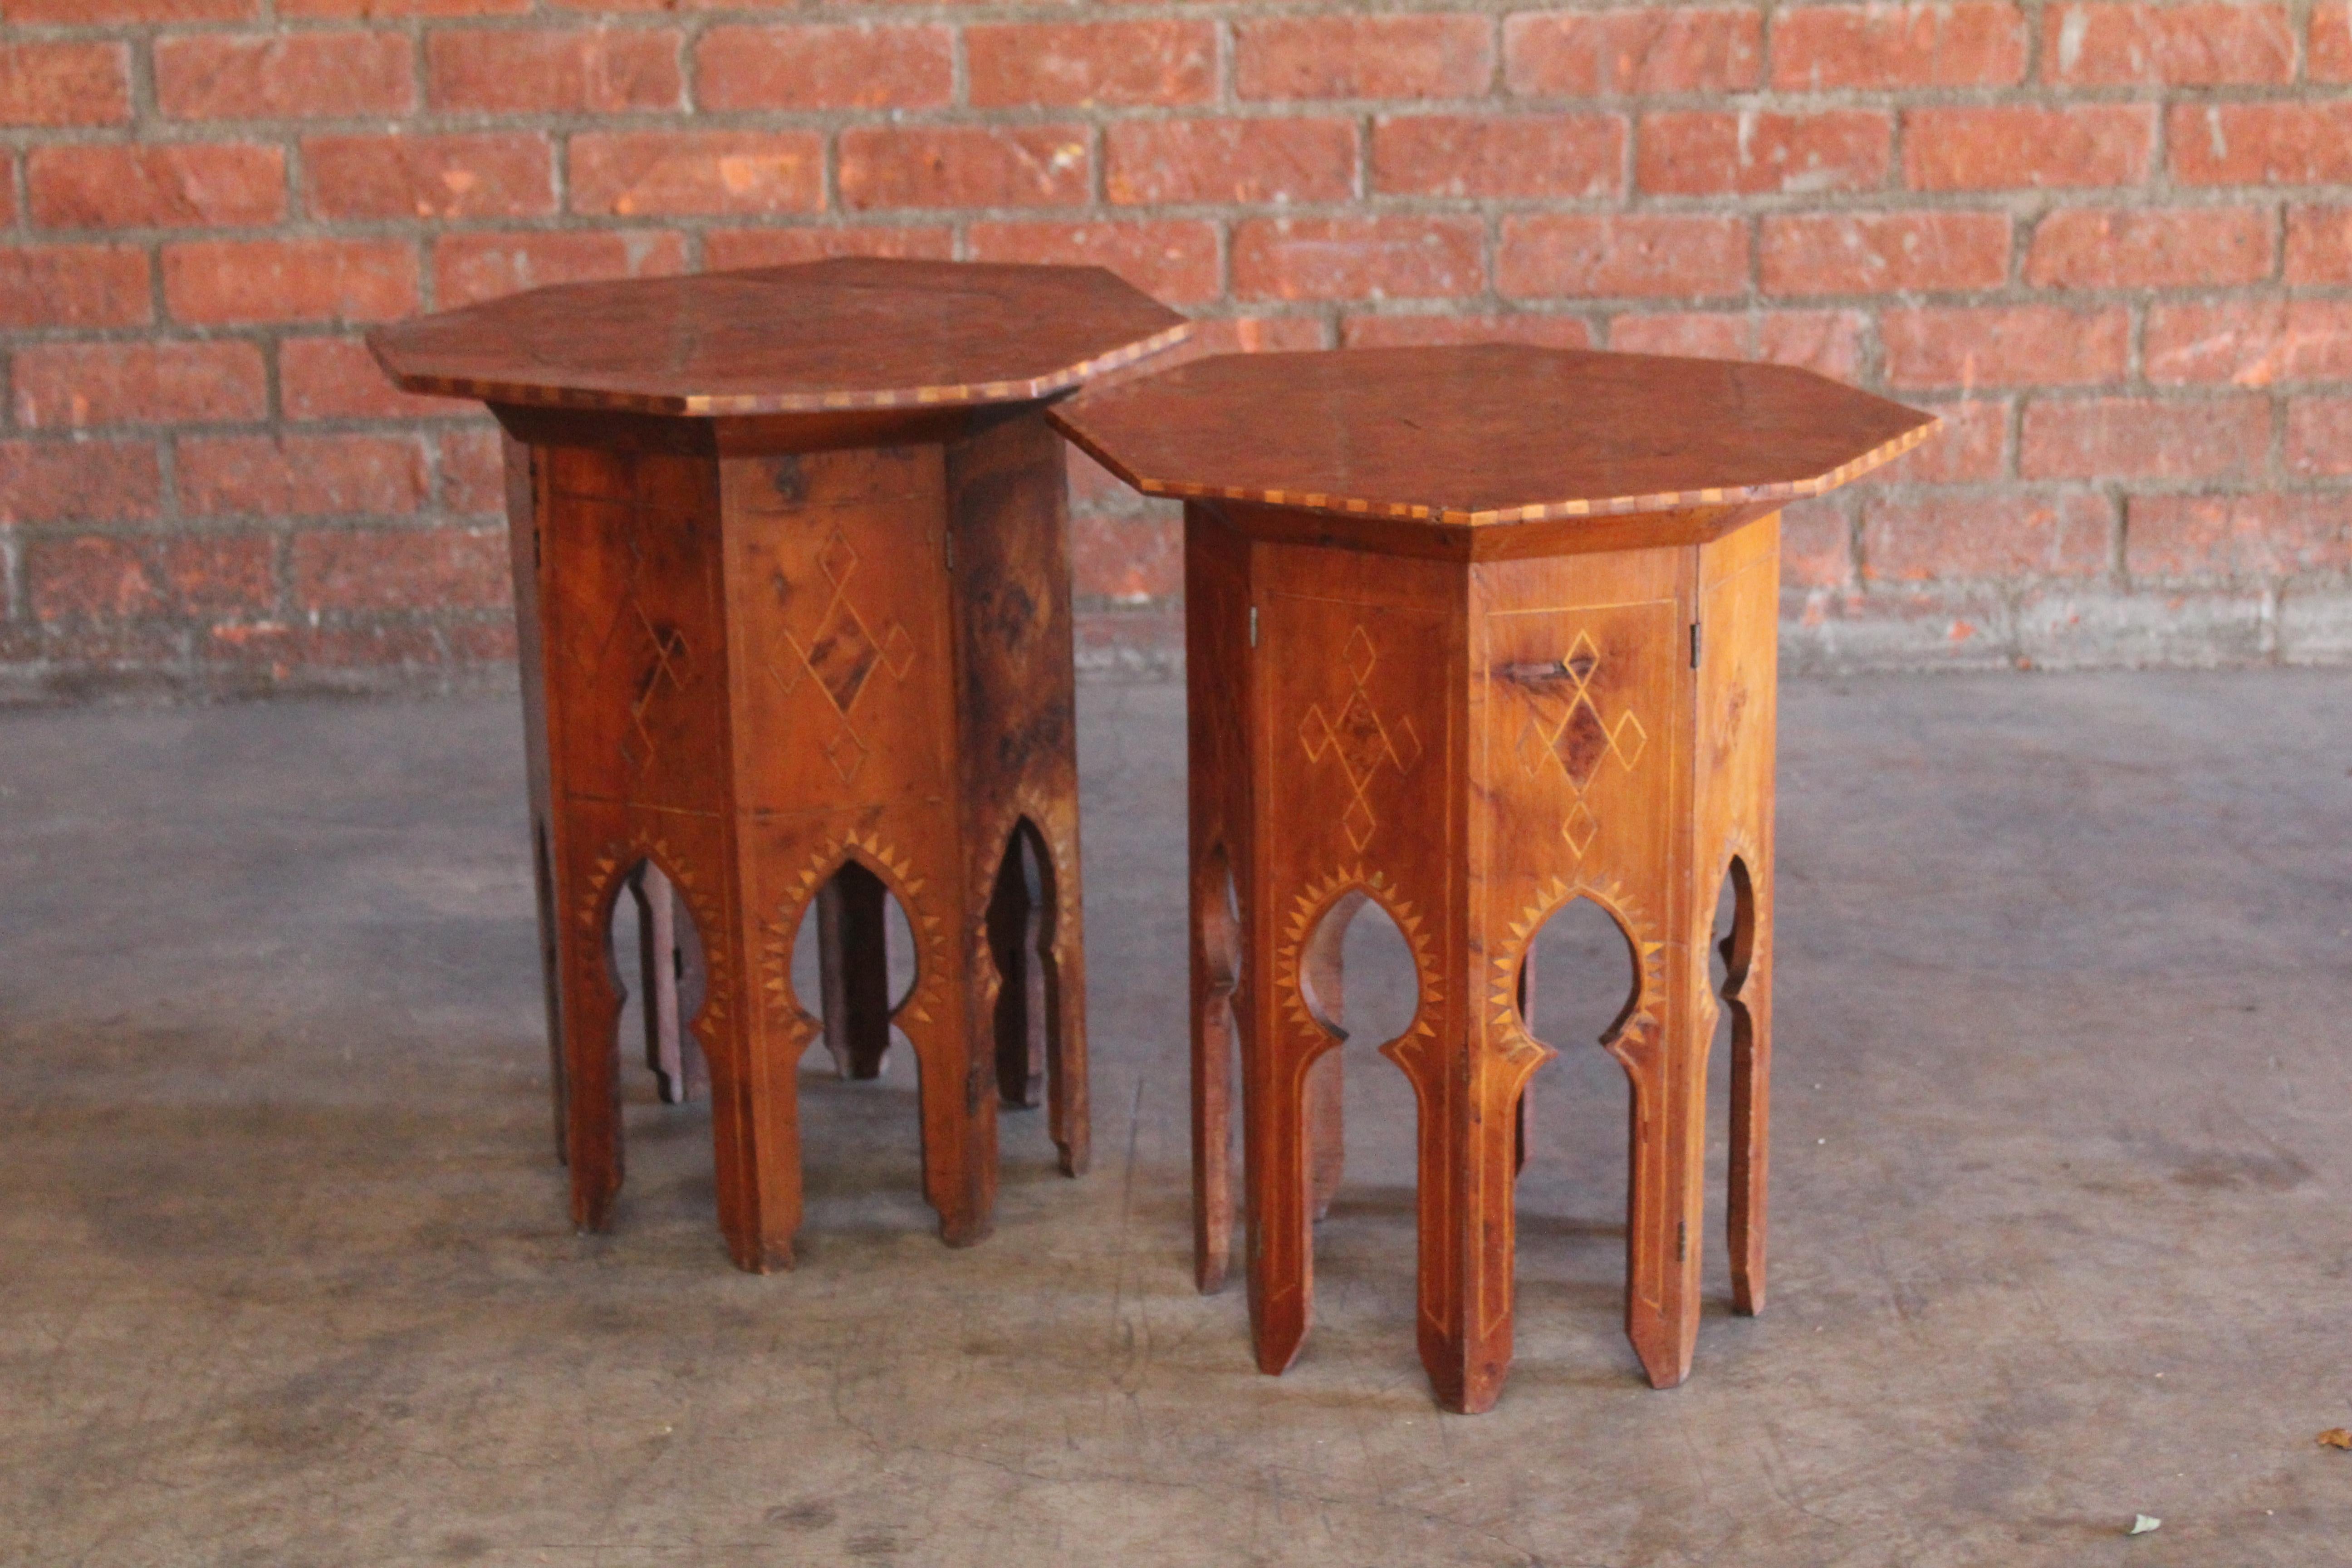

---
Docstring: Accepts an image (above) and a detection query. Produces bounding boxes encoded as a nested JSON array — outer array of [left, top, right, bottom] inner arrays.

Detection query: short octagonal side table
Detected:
[[1053, 345, 1936, 1411], [371, 260, 1188, 1271]]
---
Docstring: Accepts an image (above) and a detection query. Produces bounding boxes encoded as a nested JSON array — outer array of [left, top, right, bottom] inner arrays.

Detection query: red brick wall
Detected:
[[2, 1, 2348, 698]]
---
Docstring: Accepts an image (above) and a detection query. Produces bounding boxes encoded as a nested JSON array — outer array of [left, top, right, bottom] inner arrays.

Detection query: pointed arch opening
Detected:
[[783, 858, 921, 1080], [986, 817, 1064, 1111], [1289, 880, 1426, 1349], [603, 858, 712, 1107], [1511, 892, 1645, 1285]]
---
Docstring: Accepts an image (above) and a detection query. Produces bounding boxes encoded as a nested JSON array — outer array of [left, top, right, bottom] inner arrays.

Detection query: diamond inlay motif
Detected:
[[771, 527, 921, 785], [1514, 629, 1648, 858], [1300, 623, 1422, 853], [622, 601, 693, 777]]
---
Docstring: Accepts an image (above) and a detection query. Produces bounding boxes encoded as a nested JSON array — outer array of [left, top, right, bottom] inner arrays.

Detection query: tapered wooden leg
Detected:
[[988, 832, 1045, 1108], [1031, 820, 1089, 1177], [555, 839, 627, 1233], [1191, 847, 1242, 1293], [1244, 1039, 1320, 1374], [1615, 938, 1713, 1390], [817, 862, 892, 1080], [1725, 855, 1770, 1316]]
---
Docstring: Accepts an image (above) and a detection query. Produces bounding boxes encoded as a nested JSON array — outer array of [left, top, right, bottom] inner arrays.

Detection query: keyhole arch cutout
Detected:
[[784, 857, 923, 1080], [603, 858, 713, 1106], [1516, 893, 1644, 1055], [986, 816, 1066, 1109], [1296, 888, 1424, 1057]]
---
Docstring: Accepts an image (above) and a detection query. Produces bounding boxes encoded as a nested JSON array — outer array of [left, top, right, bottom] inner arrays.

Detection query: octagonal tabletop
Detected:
[[367, 258, 1191, 418], [1051, 344, 1938, 527]]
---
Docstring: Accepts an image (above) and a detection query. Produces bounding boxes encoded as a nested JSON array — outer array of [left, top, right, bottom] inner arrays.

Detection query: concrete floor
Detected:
[[1, 671, 2347, 1567]]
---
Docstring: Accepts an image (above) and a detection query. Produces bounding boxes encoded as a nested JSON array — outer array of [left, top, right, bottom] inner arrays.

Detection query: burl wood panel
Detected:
[[509, 405, 1089, 1272], [1183, 499, 1784, 1413]]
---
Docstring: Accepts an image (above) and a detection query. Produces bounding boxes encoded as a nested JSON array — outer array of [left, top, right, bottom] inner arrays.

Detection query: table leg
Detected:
[[1726, 852, 1771, 1316]]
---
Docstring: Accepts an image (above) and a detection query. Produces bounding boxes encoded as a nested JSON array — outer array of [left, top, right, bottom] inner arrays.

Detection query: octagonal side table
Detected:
[[371, 260, 1187, 1271], [1054, 345, 1936, 1411]]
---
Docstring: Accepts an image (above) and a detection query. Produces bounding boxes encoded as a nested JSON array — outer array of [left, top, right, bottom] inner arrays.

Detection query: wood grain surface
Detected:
[[369, 258, 1189, 416], [1054, 344, 1937, 526]]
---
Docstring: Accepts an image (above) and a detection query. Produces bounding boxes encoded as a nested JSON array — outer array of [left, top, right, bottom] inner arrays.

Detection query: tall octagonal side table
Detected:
[[370, 260, 1188, 1271], [1053, 345, 1936, 1411]]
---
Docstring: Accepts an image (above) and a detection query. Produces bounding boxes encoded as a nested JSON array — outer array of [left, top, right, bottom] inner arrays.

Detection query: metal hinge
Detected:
[[1690, 621, 1701, 668], [1249, 606, 1259, 647]]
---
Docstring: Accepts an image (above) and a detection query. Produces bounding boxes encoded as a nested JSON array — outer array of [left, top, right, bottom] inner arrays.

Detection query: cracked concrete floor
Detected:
[[1, 671, 2348, 1567]]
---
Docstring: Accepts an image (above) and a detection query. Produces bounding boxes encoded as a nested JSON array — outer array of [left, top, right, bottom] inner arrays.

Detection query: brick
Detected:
[[1882, 304, 2129, 387], [156, 32, 413, 121], [0, 245, 152, 329], [28, 144, 285, 231], [434, 230, 688, 308], [0, 42, 131, 127], [2145, 299, 2352, 386], [695, 24, 950, 111], [2043, 3, 2293, 85], [1072, 514, 1180, 604], [304, 134, 553, 222], [966, 220, 1220, 305], [197, 619, 446, 680], [1612, 309, 1868, 379], [442, 616, 518, 665], [279, 0, 528, 15], [2320, 4, 2352, 80], [2021, 396, 2268, 480], [439, 426, 505, 517], [2169, 103, 2352, 186], [180, 435, 430, 518], [1780, 498, 1853, 588], [2127, 494, 2351, 578], [2286, 206, 2352, 284], [1638, 109, 1890, 196], [1762, 211, 2009, 295], [1498, 214, 1749, 300], [291, 526, 508, 612], [1235, 14, 1494, 100], [1375, 113, 1622, 199], [1772, 3, 2028, 88], [1232, 215, 1484, 301], [1904, 105, 2152, 190], [280, 337, 468, 421], [1106, 118, 1357, 206], [1504, 8, 1761, 95], [1864, 491, 2110, 580], [27, 534, 273, 623], [571, 130, 824, 218], [2024, 207, 2271, 290], [169, 240, 417, 328], [702, 226, 955, 270], [429, 27, 681, 114], [1879, 398, 2009, 483], [838, 126, 1088, 211], [12, 342, 266, 430], [968, 20, 1215, 107], [1178, 316, 1332, 356], [1341, 313, 1595, 349], [2285, 398, 2352, 476], [0, 441, 162, 524], [10, 0, 250, 16]]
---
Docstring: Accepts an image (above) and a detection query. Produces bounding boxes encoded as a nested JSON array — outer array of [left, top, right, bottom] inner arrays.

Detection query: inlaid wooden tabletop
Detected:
[[368, 258, 1191, 417], [1050, 344, 1939, 526]]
